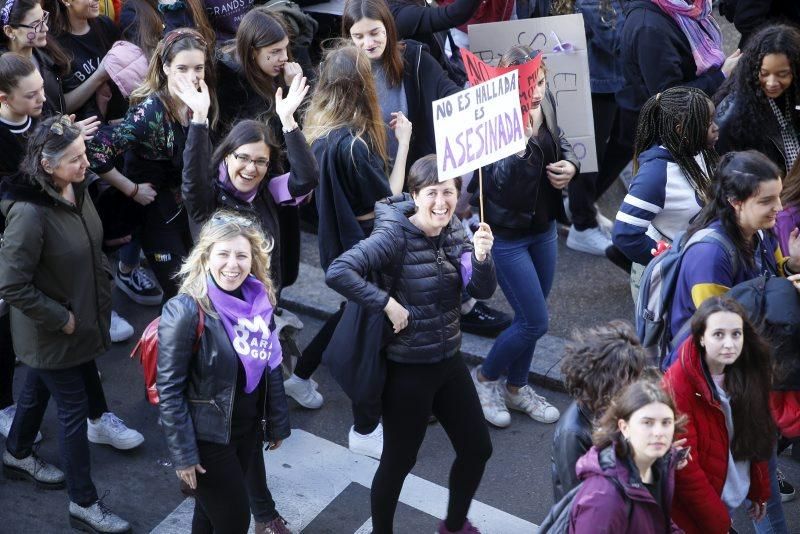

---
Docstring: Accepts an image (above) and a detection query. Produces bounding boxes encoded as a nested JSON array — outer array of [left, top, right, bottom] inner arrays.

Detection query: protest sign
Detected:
[[432, 70, 526, 182], [460, 48, 543, 116], [468, 14, 598, 172]]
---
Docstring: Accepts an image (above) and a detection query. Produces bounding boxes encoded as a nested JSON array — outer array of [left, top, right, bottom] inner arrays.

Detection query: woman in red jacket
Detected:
[[663, 296, 774, 534]]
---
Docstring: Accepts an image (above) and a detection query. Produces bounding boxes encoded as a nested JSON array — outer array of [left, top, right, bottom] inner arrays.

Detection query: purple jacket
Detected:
[[775, 204, 800, 256], [569, 446, 683, 534]]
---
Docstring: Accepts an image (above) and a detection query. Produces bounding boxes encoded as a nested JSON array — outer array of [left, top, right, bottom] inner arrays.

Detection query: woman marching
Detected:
[[157, 211, 290, 533], [326, 155, 496, 534], [0, 115, 130, 533], [87, 27, 218, 300], [612, 86, 719, 299], [664, 297, 776, 533], [471, 45, 579, 429]]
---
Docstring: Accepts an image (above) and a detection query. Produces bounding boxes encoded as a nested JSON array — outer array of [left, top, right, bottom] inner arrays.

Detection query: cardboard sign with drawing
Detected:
[[468, 14, 598, 173]]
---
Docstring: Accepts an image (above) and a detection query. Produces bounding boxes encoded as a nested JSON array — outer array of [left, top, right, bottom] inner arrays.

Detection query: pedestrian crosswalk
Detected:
[[151, 429, 537, 533]]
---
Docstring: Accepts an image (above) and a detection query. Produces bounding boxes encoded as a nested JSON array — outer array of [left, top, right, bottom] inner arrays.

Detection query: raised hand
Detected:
[[283, 61, 303, 86], [173, 77, 210, 123], [390, 111, 412, 147], [472, 222, 494, 261], [275, 75, 309, 128]]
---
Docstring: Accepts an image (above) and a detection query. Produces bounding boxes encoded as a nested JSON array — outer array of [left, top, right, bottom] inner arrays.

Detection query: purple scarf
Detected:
[[219, 162, 258, 204], [652, 0, 724, 75], [206, 275, 282, 393]]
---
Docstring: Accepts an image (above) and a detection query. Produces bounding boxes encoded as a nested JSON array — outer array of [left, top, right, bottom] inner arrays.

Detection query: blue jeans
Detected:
[[6, 363, 99, 506], [480, 223, 558, 387], [752, 449, 788, 534]]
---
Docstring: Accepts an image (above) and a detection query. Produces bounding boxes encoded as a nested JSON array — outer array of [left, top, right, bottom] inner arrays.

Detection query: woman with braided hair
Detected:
[[612, 86, 720, 299], [715, 23, 800, 174]]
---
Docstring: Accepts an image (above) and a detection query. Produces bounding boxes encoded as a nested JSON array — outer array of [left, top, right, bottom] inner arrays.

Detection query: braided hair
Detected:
[[633, 86, 718, 203], [714, 24, 800, 165]]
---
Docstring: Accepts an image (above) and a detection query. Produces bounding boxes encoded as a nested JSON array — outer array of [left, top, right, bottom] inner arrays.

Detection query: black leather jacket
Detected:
[[326, 195, 496, 364], [156, 294, 290, 469], [551, 401, 594, 501], [471, 89, 580, 231], [715, 93, 788, 172]]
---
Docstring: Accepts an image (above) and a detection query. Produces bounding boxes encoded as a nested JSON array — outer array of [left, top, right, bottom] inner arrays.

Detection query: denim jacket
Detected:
[[575, 0, 625, 94]]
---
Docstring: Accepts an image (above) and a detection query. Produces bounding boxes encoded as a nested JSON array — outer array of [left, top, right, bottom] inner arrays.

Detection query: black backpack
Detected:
[[727, 275, 800, 390], [538, 475, 631, 533]]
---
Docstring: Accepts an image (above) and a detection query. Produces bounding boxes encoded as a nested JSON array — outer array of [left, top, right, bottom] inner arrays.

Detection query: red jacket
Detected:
[[662, 338, 771, 534], [770, 391, 800, 439]]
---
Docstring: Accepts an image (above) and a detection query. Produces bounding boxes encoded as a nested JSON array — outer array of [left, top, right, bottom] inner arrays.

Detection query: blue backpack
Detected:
[[635, 228, 739, 368]]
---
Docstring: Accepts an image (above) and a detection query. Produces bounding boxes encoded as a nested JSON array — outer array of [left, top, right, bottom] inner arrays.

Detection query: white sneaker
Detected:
[[87, 412, 144, 450], [504, 385, 560, 423], [0, 404, 42, 443], [596, 209, 614, 237], [109, 311, 134, 343], [283, 374, 323, 409], [470, 366, 511, 428], [348, 423, 383, 459], [566, 225, 612, 256]]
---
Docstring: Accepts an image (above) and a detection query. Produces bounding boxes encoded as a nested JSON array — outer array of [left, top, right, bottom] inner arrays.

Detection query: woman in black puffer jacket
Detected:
[[326, 155, 496, 534]]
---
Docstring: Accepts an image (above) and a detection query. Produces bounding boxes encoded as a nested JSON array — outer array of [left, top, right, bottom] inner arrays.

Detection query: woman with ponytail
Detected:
[[612, 86, 719, 299]]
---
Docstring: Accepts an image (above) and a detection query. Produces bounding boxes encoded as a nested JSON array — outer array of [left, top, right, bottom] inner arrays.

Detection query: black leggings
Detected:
[[371, 356, 493, 534], [192, 425, 258, 534]]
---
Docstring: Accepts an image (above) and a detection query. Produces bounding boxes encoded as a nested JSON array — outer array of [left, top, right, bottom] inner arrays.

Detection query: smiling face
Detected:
[[225, 141, 270, 195], [700, 310, 744, 375], [706, 101, 719, 149], [411, 180, 458, 236], [4, 4, 49, 49], [64, 0, 100, 21], [208, 235, 253, 291], [759, 53, 793, 100], [348, 17, 386, 60], [254, 36, 289, 78], [1, 70, 46, 118], [45, 136, 89, 189], [733, 178, 782, 235], [164, 49, 206, 95], [618, 402, 675, 465]]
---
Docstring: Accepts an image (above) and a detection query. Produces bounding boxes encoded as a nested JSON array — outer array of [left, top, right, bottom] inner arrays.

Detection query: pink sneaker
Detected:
[[437, 519, 481, 533]]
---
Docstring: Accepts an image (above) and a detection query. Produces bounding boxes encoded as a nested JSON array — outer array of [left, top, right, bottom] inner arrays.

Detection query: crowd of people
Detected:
[[0, 0, 800, 532]]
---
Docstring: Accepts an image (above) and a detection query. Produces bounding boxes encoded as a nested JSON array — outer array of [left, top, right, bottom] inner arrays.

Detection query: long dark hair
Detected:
[[0, 0, 70, 75], [593, 379, 687, 460], [223, 7, 289, 118], [21, 115, 82, 191], [119, 0, 163, 57], [635, 87, 718, 203], [562, 320, 648, 416], [714, 24, 800, 162], [211, 119, 283, 177], [687, 150, 782, 271], [341, 0, 404, 87], [690, 297, 776, 461]]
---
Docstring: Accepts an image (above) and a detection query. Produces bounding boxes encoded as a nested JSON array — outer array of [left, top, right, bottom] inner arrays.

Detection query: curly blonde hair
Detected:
[[176, 210, 276, 316]]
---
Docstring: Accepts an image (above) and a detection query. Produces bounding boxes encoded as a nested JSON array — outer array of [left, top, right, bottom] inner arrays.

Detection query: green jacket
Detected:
[[0, 173, 112, 370]]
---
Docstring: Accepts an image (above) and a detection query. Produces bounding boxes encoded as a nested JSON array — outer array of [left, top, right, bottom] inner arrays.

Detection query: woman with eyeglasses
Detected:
[[0, 115, 131, 534], [0, 0, 70, 116], [87, 28, 218, 299], [157, 211, 290, 534]]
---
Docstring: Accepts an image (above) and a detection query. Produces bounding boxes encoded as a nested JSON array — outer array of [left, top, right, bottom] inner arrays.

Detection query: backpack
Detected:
[[130, 306, 205, 405], [538, 476, 631, 533], [635, 228, 739, 369], [727, 275, 800, 390]]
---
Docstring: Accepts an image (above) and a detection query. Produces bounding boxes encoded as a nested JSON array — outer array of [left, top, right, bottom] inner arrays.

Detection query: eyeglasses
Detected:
[[49, 115, 73, 136], [14, 10, 49, 33], [210, 211, 258, 228], [231, 152, 269, 170]]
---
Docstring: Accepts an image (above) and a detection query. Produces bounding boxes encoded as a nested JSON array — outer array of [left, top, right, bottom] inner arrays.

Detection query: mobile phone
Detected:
[[676, 446, 691, 462]]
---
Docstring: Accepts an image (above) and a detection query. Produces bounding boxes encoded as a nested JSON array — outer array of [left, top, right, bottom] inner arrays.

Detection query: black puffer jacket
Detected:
[[156, 294, 290, 470], [326, 195, 496, 364], [551, 401, 594, 501], [474, 89, 580, 231]]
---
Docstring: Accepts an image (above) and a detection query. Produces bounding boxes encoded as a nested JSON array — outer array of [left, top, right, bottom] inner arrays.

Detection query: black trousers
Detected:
[[246, 439, 278, 523], [139, 194, 193, 300], [192, 423, 259, 534], [371, 355, 493, 534], [568, 93, 638, 230], [293, 303, 380, 435], [0, 313, 14, 409]]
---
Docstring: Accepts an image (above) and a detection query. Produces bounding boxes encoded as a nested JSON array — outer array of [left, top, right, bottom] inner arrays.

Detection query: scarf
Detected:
[[768, 97, 800, 170], [652, 0, 724, 75], [206, 274, 282, 393], [218, 162, 258, 204]]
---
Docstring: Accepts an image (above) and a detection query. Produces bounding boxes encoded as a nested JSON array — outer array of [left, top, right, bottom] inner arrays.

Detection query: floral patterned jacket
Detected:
[[87, 94, 184, 188]]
